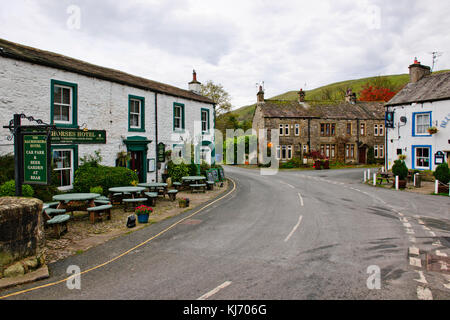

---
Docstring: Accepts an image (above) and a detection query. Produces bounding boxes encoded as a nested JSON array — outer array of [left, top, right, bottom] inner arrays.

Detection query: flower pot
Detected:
[[137, 214, 149, 224], [393, 179, 407, 189], [438, 184, 449, 194]]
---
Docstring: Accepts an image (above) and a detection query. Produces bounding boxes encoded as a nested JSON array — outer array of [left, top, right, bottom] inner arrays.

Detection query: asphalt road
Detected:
[[2, 166, 449, 300]]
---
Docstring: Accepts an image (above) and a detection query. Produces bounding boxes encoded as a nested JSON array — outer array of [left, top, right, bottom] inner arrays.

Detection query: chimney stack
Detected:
[[189, 69, 202, 94], [257, 85, 265, 103], [298, 88, 306, 102], [345, 89, 357, 104], [409, 58, 431, 83]]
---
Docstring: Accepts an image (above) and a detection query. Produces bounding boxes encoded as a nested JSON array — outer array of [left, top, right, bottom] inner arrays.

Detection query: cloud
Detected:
[[0, 0, 449, 108]]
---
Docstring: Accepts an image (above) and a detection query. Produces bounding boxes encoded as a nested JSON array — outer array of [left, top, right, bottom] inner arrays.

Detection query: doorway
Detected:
[[359, 146, 367, 164], [130, 151, 144, 182]]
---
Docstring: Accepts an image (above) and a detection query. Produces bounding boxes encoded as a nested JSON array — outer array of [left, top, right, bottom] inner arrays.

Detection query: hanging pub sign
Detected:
[[23, 133, 51, 185], [50, 129, 106, 144], [157, 142, 166, 163], [385, 111, 394, 128], [435, 151, 445, 165]]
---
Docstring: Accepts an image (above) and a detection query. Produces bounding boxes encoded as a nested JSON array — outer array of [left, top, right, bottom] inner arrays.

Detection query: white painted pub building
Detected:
[[385, 60, 450, 171], [0, 38, 215, 190]]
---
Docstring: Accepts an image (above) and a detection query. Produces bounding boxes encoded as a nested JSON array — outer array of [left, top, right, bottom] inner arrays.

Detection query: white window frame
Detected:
[[374, 145, 379, 158], [379, 145, 384, 158], [276, 146, 281, 160], [295, 124, 300, 136], [174, 105, 183, 131], [415, 147, 430, 169], [129, 98, 141, 129], [281, 145, 287, 160], [415, 113, 430, 135], [331, 145, 335, 158], [53, 148, 74, 191], [279, 124, 284, 136], [201, 110, 209, 133], [374, 124, 378, 136], [303, 145, 308, 154], [287, 146, 293, 159], [53, 85, 72, 124], [379, 124, 384, 136], [284, 125, 289, 136]]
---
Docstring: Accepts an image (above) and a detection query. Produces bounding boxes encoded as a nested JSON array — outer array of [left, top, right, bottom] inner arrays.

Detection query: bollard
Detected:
[[395, 176, 399, 190], [373, 173, 376, 186], [435, 180, 439, 194], [413, 174, 416, 187], [368, 169, 371, 178], [364, 171, 367, 182]]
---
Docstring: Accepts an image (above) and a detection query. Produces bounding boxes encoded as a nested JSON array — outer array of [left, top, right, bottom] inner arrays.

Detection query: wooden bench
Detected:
[[173, 182, 183, 191], [43, 202, 60, 209], [43, 210, 70, 239], [123, 198, 147, 212], [94, 199, 112, 205], [168, 189, 178, 201], [45, 208, 67, 216], [144, 192, 158, 206], [190, 184, 206, 193], [87, 204, 113, 224]]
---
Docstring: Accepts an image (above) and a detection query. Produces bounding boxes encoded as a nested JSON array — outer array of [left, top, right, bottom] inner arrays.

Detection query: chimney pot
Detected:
[[257, 85, 265, 103], [298, 88, 306, 102], [409, 58, 431, 83], [189, 69, 202, 94]]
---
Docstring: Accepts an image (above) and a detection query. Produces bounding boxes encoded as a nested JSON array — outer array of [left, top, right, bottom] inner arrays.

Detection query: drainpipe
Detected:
[[155, 92, 158, 182], [307, 118, 311, 152]]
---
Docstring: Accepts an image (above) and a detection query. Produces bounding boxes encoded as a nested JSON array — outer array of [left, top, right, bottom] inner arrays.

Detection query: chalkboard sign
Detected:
[[218, 168, 225, 181], [211, 169, 220, 182], [157, 143, 165, 163], [435, 151, 445, 165], [206, 170, 215, 182]]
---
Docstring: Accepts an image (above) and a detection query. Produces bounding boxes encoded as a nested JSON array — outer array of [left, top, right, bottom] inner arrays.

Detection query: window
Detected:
[[287, 146, 293, 159], [52, 145, 78, 190], [129, 95, 145, 132], [360, 123, 366, 136], [295, 124, 300, 136], [279, 124, 284, 136], [347, 123, 352, 135], [331, 145, 336, 158], [201, 108, 210, 133], [276, 146, 281, 160], [414, 146, 431, 170], [374, 124, 378, 136], [351, 145, 355, 158], [173, 103, 185, 131], [379, 124, 384, 136], [321, 144, 336, 158], [281, 146, 287, 160], [285, 125, 290, 136], [321, 123, 336, 136], [346, 144, 355, 159], [303, 144, 308, 155], [326, 145, 330, 158], [51, 80, 77, 128], [379, 145, 384, 158], [320, 145, 325, 156], [413, 112, 432, 136], [374, 145, 379, 158]]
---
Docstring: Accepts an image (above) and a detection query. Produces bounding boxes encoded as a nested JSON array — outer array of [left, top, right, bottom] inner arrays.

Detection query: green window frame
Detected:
[[51, 80, 78, 128], [173, 103, 185, 132], [201, 108, 210, 133], [128, 95, 145, 132]]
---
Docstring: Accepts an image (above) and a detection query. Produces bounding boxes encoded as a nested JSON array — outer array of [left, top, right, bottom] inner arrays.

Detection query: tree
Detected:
[[359, 76, 398, 102], [200, 80, 232, 115]]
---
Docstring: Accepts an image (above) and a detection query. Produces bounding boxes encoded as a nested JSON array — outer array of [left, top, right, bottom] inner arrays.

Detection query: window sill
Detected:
[[53, 123, 78, 129], [412, 134, 432, 137], [129, 128, 146, 133]]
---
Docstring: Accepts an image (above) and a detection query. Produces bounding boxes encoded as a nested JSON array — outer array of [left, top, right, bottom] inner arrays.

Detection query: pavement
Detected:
[[1, 166, 449, 300]]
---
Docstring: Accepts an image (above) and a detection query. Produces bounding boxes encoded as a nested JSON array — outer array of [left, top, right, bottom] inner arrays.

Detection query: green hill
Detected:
[[228, 70, 449, 124]]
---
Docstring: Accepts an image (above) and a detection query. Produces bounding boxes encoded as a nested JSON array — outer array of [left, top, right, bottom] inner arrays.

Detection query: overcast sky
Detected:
[[1, 0, 449, 108]]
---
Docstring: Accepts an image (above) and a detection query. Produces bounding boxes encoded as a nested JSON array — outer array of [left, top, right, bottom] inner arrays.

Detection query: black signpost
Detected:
[[3, 114, 56, 196]]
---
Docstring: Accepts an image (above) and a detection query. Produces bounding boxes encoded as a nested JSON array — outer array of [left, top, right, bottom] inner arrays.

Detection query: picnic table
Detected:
[[138, 182, 168, 197], [53, 193, 100, 213], [377, 172, 393, 184], [182, 176, 206, 184], [182, 176, 207, 193], [108, 186, 146, 204]]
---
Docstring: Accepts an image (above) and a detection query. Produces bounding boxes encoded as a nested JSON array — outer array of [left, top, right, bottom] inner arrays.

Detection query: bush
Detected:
[[392, 159, 408, 180], [90, 186, 103, 194], [0, 154, 15, 185], [434, 163, 450, 184], [167, 161, 191, 182], [0, 180, 34, 197], [74, 164, 138, 195], [200, 161, 211, 176]]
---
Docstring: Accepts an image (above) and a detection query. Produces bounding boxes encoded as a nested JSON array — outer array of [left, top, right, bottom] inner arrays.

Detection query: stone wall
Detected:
[[0, 197, 44, 277]]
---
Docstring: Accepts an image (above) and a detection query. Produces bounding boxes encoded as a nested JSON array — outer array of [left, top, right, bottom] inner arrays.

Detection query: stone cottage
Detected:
[[253, 86, 386, 164], [0, 38, 215, 190]]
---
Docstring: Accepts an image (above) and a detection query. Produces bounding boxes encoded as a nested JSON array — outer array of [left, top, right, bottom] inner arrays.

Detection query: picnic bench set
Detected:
[[42, 171, 225, 238]]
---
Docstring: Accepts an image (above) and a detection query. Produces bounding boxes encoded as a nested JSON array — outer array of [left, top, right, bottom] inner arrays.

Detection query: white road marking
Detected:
[[417, 286, 433, 300], [284, 215, 303, 243], [197, 281, 232, 300], [422, 226, 431, 231], [410, 257, 422, 268], [403, 223, 412, 228], [414, 271, 427, 284], [429, 231, 436, 237], [409, 247, 420, 256], [298, 193, 304, 207]]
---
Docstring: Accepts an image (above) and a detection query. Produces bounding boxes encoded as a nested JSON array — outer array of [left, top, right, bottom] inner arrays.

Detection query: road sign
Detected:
[[23, 134, 50, 185]]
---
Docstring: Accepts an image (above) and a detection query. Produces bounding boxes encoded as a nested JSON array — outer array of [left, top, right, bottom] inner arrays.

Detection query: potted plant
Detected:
[[427, 127, 438, 135], [179, 198, 188, 208], [314, 160, 322, 170], [392, 159, 408, 189], [135, 205, 153, 224], [322, 159, 330, 170], [433, 163, 450, 193]]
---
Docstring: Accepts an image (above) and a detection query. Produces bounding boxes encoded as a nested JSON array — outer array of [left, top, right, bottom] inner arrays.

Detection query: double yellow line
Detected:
[[0, 178, 237, 300]]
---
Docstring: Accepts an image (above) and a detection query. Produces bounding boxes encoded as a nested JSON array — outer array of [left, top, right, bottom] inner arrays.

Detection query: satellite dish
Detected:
[[400, 116, 407, 123]]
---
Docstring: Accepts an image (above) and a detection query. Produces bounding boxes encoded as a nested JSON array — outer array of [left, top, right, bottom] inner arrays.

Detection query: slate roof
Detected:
[[0, 38, 214, 104], [258, 100, 384, 120], [386, 71, 450, 106]]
